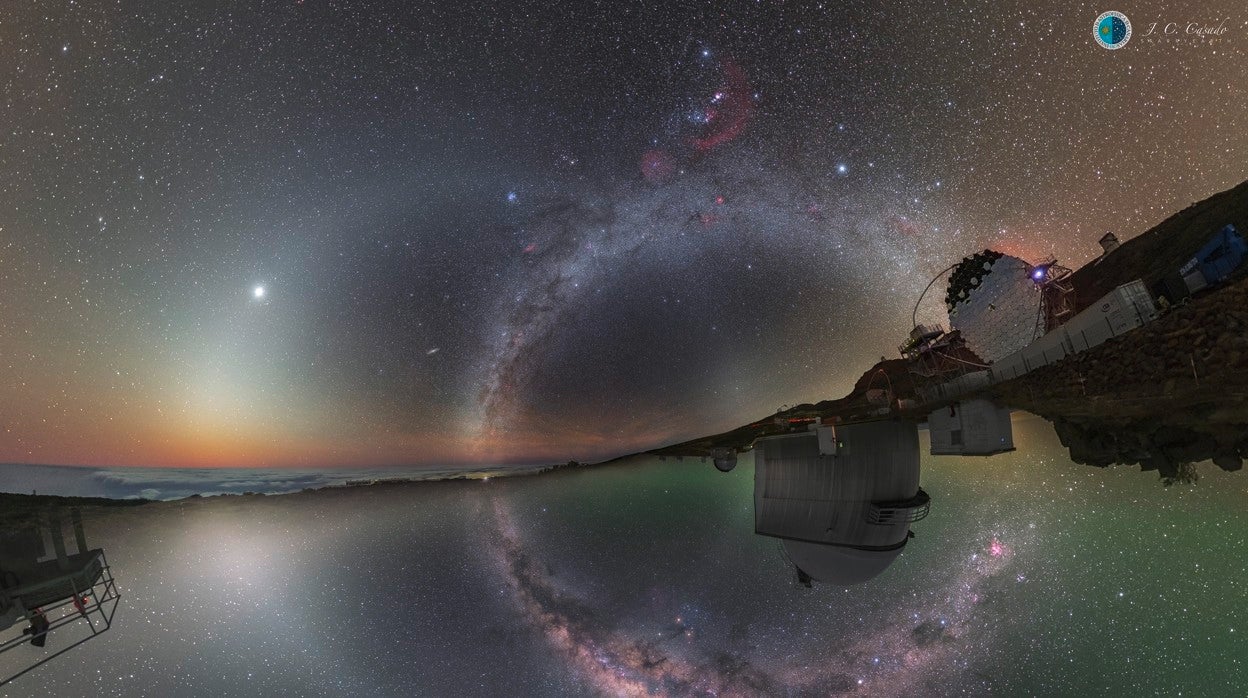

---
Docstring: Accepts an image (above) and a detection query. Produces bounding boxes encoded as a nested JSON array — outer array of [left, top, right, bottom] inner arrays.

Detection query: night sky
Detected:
[[7, 420, 1248, 695], [3, 1, 1246, 467]]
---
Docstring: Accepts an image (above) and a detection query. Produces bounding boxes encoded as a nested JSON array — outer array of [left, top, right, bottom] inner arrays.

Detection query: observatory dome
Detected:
[[752, 421, 928, 585], [782, 540, 903, 585], [710, 447, 738, 472], [945, 250, 1039, 363]]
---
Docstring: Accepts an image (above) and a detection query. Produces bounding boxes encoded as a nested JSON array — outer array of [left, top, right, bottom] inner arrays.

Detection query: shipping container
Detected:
[[1061, 279, 1157, 350]]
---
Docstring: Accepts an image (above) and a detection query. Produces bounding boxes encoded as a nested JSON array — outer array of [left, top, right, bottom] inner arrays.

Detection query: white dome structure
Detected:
[[753, 420, 929, 586], [710, 447, 738, 473], [781, 541, 905, 586]]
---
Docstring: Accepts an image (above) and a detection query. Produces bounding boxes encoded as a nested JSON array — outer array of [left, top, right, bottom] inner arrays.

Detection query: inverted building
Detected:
[[753, 420, 929, 586]]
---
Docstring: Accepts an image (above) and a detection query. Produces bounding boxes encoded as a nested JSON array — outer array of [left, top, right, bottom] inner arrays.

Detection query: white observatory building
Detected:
[[927, 398, 1015, 456], [752, 420, 929, 586]]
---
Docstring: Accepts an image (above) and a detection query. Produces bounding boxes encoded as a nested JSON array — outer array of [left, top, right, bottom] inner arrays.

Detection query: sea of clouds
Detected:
[[0, 463, 537, 500]]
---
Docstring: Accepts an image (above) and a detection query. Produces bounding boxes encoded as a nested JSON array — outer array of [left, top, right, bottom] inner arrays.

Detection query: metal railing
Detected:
[[0, 550, 122, 687], [867, 489, 932, 525]]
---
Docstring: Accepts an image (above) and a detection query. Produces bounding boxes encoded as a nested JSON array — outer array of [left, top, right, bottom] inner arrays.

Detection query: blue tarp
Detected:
[[1181, 224, 1246, 285]]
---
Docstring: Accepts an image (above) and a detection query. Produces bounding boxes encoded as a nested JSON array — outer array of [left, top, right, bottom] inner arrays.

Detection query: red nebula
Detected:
[[989, 537, 1006, 557], [640, 149, 676, 183], [691, 59, 752, 152]]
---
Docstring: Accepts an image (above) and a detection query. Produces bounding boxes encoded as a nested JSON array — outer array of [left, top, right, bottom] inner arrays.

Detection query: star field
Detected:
[[2, 1, 1246, 467], [10, 419, 1248, 695]]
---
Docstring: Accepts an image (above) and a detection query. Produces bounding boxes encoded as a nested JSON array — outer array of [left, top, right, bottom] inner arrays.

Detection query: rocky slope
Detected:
[[648, 179, 1248, 482], [1068, 178, 1248, 313], [988, 275, 1248, 480]]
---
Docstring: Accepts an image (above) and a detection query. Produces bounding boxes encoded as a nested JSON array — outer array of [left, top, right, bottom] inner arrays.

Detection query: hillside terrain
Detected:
[[650, 179, 1248, 481]]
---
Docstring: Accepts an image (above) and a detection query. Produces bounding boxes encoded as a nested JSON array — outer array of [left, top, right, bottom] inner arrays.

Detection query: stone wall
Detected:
[[987, 276, 1248, 478]]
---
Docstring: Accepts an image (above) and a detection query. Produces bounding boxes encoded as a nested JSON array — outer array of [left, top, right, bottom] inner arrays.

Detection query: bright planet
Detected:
[[1, 0, 1246, 695]]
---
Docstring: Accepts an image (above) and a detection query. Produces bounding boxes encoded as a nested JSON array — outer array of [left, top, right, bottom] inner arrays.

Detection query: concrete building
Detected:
[[1099, 232, 1120, 256], [927, 398, 1015, 456]]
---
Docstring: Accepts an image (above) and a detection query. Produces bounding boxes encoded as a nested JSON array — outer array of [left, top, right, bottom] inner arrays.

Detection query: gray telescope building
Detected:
[[753, 420, 929, 586]]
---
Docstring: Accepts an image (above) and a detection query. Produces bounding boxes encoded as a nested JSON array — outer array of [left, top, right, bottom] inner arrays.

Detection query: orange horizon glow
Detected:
[[0, 390, 709, 468]]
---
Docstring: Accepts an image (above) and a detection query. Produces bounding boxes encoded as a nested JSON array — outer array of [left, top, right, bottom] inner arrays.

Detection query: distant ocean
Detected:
[[0, 462, 544, 501]]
